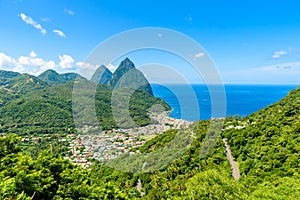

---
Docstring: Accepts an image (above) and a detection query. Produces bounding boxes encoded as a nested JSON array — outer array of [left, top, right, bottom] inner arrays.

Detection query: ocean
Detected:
[[151, 84, 298, 121]]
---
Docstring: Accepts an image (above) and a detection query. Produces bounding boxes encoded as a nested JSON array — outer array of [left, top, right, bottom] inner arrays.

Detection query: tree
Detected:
[[183, 169, 247, 200]]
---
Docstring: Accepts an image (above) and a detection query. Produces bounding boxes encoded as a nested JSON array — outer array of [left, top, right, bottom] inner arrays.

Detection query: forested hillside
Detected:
[[222, 86, 300, 199], [0, 59, 169, 134], [1, 65, 299, 199], [1, 86, 299, 199], [0, 79, 169, 134]]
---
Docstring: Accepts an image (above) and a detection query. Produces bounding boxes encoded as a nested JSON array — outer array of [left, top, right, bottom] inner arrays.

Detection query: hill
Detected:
[[0, 73, 48, 106], [0, 70, 20, 83], [0, 86, 299, 199], [4, 73, 47, 93], [91, 58, 153, 95], [117, 86, 300, 199], [38, 69, 82, 85], [223, 86, 300, 185], [104, 85, 300, 199], [110, 58, 153, 95], [90, 65, 112, 84], [0, 67, 170, 134]]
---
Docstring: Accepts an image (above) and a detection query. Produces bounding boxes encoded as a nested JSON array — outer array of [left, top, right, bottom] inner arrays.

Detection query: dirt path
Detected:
[[222, 138, 240, 180]]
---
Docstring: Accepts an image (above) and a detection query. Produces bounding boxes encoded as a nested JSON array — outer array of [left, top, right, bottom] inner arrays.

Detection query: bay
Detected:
[[151, 84, 298, 121]]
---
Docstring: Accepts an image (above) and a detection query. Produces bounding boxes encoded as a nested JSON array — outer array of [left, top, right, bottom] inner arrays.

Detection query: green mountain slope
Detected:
[[0, 70, 20, 83], [5, 73, 47, 93], [90, 65, 112, 84], [223, 86, 300, 183], [122, 86, 300, 199], [38, 69, 82, 85], [0, 86, 299, 199], [0, 81, 76, 135], [0, 77, 170, 134], [108, 58, 153, 95], [0, 73, 48, 106]]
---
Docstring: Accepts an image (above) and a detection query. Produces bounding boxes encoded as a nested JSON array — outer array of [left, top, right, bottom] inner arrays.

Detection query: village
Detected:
[[17, 112, 191, 168], [63, 111, 191, 168]]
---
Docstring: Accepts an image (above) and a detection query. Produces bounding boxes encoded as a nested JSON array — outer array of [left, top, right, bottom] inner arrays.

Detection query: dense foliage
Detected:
[[1, 65, 299, 199], [0, 74, 169, 134], [222, 86, 300, 197], [0, 134, 128, 199]]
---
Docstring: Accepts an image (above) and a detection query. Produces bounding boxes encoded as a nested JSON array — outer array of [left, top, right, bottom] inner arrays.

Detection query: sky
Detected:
[[0, 0, 300, 84]]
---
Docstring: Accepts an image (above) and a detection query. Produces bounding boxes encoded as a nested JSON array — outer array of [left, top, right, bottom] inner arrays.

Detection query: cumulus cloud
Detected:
[[0, 52, 24, 72], [0, 52, 76, 75], [64, 8, 75, 15], [53, 29, 66, 38], [59, 54, 75, 69], [107, 64, 118, 72], [272, 50, 287, 59], [193, 52, 205, 60], [17, 52, 57, 74], [30, 51, 37, 58], [0, 52, 106, 77], [19, 13, 46, 34], [76, 62, 99, 70]]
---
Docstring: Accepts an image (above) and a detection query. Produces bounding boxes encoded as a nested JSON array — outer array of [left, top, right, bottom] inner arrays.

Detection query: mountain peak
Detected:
[[43, 69, 58, 74], [119, 58, 135, 70], [89, 58, 153, 95], [109, 58, 153, 95], [90, 65, 112, 84]]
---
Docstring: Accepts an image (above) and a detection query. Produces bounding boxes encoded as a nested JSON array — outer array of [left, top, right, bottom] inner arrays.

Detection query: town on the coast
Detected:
[[20, 112, 191, 168]]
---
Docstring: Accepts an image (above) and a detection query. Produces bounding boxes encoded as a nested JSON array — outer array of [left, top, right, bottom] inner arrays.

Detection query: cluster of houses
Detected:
[[16, 112, 191, 169], [64, 131, 145, 168], [64, 112, 191, 168]]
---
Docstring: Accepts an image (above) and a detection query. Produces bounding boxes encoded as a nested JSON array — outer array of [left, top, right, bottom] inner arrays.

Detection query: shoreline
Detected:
[[122, 111, 192, 136]]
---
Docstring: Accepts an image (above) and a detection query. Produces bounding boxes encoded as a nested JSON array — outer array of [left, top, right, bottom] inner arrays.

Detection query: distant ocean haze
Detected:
[[151, 84, 298, 121]]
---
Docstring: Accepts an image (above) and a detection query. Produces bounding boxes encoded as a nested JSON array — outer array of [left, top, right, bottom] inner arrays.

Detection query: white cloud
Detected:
[[107, 64, 118, 72], [64, 8, 75, 16], [76, 62, 99, 70], [193, 52, 205, 60], [0, 51, 59, 75], [76, 62, 101, 79], [18, 56, 45, 66], [0, 52, 24, 72], [272, 50, 287, 59], [18, 56, 30, 65], [157, 33, 163, 37], [19, 13, 46, 34], [0, 52, 83, 75], [40, 60, 56, 71], [17, 52, 58, 74], [30, 51, 37, 58], [53, 29, 66, 38], [59, 54, 75, 69]]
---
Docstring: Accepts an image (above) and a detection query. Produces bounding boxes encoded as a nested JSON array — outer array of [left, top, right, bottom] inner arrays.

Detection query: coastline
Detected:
[[123, 111, 192, 136]]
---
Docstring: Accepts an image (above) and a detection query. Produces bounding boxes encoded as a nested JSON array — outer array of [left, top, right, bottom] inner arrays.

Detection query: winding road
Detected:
[[222, 138, 240, 180]]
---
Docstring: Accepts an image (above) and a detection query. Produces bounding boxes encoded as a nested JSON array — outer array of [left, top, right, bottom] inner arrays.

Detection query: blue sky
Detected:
[[0, 0, 300, 84]]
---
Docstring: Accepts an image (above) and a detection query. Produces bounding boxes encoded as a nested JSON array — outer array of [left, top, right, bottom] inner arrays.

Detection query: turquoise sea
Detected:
[[151, 84, 298, 121]]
